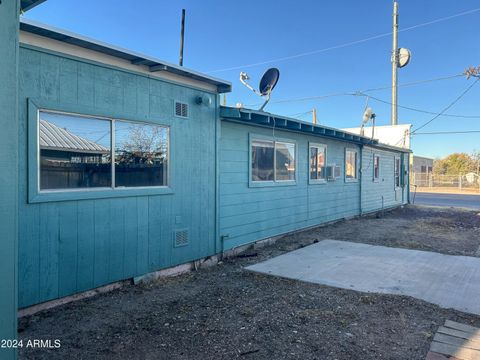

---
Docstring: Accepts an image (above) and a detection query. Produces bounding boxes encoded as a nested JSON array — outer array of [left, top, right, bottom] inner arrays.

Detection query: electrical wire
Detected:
[[357, 93, 480, 119], [207, 7, 480, 73], [413, 130, 480, 135], [412, 77, 480, 133], [245, 73, 464, 107]]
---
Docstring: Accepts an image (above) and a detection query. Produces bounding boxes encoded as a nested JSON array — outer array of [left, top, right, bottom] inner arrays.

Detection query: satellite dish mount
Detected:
[[239, 68, 280, 111]]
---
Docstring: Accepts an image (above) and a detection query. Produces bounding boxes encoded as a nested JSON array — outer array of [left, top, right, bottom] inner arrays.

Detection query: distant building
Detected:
[[342, 124, 412, 150], [412, 155, 434, 174]]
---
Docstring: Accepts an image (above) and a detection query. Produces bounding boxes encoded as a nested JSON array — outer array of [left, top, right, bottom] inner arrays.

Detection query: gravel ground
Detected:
[[19, 205, 480, 360]]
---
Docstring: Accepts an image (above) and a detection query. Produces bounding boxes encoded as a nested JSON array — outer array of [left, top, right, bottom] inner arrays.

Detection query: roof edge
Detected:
[[220, 106, 411, 153], [21, 0, 47, 12], [19, 18, 232, 93]]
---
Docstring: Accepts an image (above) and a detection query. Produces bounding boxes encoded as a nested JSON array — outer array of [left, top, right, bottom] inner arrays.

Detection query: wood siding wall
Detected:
[[0, 2, 20, 358], [219, 121, 408, 250], [18, 46, 218, 308], [361, 147, 407, 213]]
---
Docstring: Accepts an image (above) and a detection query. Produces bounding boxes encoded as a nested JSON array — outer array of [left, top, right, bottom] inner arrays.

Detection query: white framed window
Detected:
[[345, 148, 358, 182], [38, 110, 169, 192], [373, 154, 380, 181], [394, 157, 401, 188], [251, 138, 296, 183], [309, 143, 327, 183]]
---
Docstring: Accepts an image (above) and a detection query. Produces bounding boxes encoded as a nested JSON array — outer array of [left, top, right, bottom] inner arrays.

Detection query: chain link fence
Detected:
[[411, 172, 480, 193]]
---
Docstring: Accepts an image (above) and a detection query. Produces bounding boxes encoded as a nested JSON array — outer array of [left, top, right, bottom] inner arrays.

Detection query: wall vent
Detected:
[[175, 101, 189, 118], [174, 229, 189, 247]]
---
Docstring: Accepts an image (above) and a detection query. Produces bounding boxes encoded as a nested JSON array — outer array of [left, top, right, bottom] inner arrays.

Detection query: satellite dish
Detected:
[[239, 67, 280, 111], [398, 48, 411, 68], [360, 106, 376, 138], [259, 68, 280, 96], [362, 107, 374, 124]]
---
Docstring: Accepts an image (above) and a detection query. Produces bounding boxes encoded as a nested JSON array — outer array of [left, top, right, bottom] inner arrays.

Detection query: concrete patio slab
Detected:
[[246, 240, 480, 316]]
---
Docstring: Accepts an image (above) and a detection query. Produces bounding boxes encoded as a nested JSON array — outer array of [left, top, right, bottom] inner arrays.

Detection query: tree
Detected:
[[472, 150, 480, 175], [433, 153, 475, 175]]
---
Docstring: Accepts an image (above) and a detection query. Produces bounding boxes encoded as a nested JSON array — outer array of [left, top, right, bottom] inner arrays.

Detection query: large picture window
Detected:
[[310, 144, 327, 182], [38, 110, 169, 191], [251, 138, 295, 183], [345, 149, 358, 181]]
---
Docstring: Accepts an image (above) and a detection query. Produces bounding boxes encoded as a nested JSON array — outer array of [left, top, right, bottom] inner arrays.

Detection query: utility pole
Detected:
[[312, 108, 317, 125], [391, 1, 399, 125], [179, 9, 186, 66]]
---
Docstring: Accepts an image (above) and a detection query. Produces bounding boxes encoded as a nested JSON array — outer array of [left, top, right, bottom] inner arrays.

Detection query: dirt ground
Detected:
[[19, 205, 480, 360]]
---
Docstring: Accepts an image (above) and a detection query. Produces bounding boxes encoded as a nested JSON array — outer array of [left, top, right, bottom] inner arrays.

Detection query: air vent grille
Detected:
[[175, 101, 189, 118], [174, 229, 189, 247]]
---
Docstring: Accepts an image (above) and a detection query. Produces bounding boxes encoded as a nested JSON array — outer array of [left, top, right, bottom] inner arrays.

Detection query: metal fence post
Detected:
[[459, 175, 462, 191]]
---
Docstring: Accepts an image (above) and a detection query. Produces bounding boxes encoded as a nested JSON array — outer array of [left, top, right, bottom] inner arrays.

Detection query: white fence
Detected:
[[411, 172, 480, 193]]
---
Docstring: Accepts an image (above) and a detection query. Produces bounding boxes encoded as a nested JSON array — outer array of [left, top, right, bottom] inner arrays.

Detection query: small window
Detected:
[[373, 155, 380, 181], [394, 157, 401, 188], [310, 144, 327, 182], [251, 140, 274, 181], [420, 165, 427, 173], [38, 110, 169, 192], [251, 138, 295, 183], [345, 149, 358, 181]]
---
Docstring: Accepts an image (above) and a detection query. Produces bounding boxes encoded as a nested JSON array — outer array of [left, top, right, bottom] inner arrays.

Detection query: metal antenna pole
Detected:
[[179, 9, 185, 66], [391, 1, 399, 125]]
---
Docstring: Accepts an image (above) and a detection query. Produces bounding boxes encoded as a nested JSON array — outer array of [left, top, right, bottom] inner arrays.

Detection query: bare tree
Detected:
[[116, 124, 167, 165]]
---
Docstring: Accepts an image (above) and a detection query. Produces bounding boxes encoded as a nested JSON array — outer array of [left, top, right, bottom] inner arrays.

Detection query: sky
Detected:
[[24, 0, 480, 159]]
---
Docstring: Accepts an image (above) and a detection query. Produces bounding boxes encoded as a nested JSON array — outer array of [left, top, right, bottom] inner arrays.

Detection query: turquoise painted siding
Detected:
[[18, 46, 218, 308], [0, 1, 19, 358], [219, 121, 362, 249], [361, 146, 408, 213], [219, 121, 409, 250]]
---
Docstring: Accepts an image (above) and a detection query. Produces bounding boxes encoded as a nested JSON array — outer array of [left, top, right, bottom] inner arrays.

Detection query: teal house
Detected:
[[1, 1, 409, 358]]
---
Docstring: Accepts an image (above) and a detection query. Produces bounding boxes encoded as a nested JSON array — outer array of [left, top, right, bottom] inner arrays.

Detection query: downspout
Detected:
[[359, 144, 363, 215], [214, 95, 221, 254]]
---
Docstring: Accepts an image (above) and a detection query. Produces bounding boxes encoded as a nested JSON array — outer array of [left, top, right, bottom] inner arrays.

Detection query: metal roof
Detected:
[[21, 0, 46, 12], [220, 106, 411, 153], [20, 18, 232, 93], [40, 120, 109, 154]]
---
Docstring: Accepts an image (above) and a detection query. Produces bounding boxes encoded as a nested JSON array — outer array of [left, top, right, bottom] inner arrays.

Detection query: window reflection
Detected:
[[115, 122, 169, 187], [275, 142, 295, 181], [251, 140, 274, 181], [39, 111, 111, 190]]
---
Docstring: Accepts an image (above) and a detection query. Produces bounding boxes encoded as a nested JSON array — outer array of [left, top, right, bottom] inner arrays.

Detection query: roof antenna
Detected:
[[179, 9, 186, 66], [239, 68, 280, 111]]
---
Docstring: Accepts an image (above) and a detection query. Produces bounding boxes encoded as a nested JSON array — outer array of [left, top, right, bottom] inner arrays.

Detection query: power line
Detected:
[[207, 7, 480, 73], [361, 93, 480, 119], [245, 73, 463, 107], [413, 130, 480, 135], [361, 74, 463, 93], [412, 78, 480, 133]]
